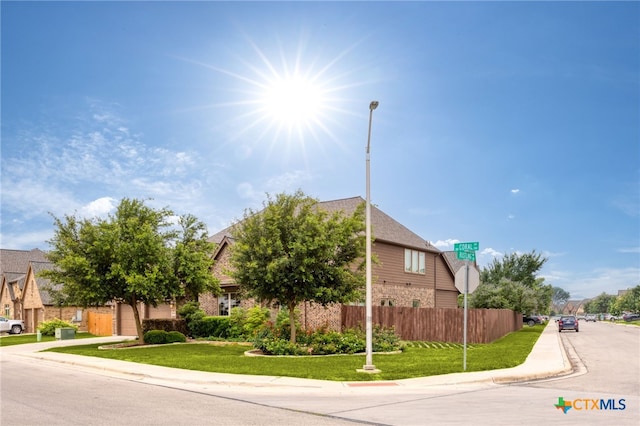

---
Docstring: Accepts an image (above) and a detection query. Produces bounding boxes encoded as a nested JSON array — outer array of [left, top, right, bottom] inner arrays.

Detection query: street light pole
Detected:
[[364, 100, 379, 371]]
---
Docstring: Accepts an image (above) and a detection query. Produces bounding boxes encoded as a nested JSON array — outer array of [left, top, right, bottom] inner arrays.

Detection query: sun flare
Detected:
[[261, 76, 325, 128]]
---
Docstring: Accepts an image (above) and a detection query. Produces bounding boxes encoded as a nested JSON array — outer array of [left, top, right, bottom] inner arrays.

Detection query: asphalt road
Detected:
[[1, 321, 638, 425]]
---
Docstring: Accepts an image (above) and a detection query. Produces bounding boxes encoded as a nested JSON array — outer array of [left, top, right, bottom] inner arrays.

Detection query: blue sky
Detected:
[[2, 1, 638, 300]]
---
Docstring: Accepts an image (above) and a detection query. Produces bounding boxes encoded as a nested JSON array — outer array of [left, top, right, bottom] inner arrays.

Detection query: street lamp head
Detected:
[[369, 101, 379, 111]]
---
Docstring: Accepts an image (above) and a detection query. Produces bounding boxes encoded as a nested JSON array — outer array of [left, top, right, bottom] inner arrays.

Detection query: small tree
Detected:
[[230, 191, 366, 343], [42, 198, 217, 343], [173, 214, 220, 301], [584, 292, 616, 314], [472, 250, 550, 313]]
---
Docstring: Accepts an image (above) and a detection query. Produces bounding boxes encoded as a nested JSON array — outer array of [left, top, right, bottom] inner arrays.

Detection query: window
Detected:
[[412, 299, 420, 308], [219, 292, 241, 316], [404, 249, 425, 274], [3, 304, 9, 317]]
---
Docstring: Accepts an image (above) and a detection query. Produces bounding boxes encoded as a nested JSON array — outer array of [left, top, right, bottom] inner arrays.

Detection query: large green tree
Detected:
[[42, 198, 219, 342], [611, 285, 640, 314], [471, 250, 552, 314], [583, 292, 616, 314], [229, 191, 366, 343]]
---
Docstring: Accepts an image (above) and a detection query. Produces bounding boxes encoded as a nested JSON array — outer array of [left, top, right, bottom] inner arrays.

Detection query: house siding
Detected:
[[373, 242, 436, 308]]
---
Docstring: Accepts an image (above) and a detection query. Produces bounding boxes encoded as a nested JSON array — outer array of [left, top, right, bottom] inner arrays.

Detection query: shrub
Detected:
[[243, 306, 271, 338], [142, 319, 188, 335], [253, 325, 402, 356], [143, 330, 187, 344], [166, 331, 187, 343], [190, 316, 231, 339], [177, 301, 206, 337], [373, 325, 404, 352], [38, 319, 79, 337], [227, 307, 247, 339], [144, 330, 169, 344]]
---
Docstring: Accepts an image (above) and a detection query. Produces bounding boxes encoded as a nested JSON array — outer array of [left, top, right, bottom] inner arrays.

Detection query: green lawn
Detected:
[[0, 332, 99, 347], [44, 326, 544, 381]]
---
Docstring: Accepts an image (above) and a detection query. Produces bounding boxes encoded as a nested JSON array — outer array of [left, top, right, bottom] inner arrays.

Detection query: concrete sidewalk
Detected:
[[3, 321, 573, 390]]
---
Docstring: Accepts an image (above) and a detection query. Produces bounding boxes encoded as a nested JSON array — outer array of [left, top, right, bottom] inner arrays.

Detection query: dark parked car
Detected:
[[558, 315, 579, 332], [623, 313, 640, 322], [523, 314, 542, 327]]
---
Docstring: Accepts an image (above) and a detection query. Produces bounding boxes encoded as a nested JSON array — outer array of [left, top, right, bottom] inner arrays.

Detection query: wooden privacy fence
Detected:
[[341, 306, 521, 344], [87, 311, 113, 336]]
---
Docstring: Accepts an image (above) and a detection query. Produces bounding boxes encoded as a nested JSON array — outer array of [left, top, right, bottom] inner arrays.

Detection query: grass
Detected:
[[43, 326, 544, 381], [0, 332, 99, 347]]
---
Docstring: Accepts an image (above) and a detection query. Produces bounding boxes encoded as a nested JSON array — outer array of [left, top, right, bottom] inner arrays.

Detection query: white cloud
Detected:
[[0, 100, 209, 239], [80, 197, 116, 218], [264, 170, 312, 192], [0, 229, 55, 250], [618, 247, 640, 253], [432, 239, 459, 250], [237, 182, 259, 201], [511, 189, 520, 194], [480, 248, 503, 258], [545, 267, 640, 299], [0, 176, 80, 219], [541, 250, 566, 258]]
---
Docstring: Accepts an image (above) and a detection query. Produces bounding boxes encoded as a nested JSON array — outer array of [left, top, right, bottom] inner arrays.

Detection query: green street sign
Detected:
[[456, 250, 476, 262], [454, 242, 479, 252]]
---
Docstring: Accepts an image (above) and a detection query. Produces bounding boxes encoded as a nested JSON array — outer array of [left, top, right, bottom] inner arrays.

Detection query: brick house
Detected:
[[200, 196, 463, 331], [1, 248, 48, 321]]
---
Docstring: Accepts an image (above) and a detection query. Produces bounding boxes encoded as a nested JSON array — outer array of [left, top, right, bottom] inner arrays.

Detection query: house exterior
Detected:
[[560, 300, 588, 316], [200, 196, 464, 331], [1, 248, 48, 320], [1, 249, 116, 334], [1, 248, 181, 336]]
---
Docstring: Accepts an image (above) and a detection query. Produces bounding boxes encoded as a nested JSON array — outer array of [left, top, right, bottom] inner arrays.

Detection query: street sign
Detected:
[[454, 242, 479, 252], [456, 250, 476, 262], [455, 265, 480, 294]]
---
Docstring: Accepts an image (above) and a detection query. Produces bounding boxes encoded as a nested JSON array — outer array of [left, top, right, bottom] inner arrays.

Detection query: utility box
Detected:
[[55, 327, 76, 340]]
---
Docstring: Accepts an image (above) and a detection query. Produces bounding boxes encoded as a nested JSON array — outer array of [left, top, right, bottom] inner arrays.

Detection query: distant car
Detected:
[[623, 313, 640, 322], [585, 314, 597, 322], [523, 314, 542, 327], [558, 315, 579, 332], [0, 316, 24, 334]]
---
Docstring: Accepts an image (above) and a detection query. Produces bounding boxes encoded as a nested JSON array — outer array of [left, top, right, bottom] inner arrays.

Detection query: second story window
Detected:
[[404, 249, 425, 274]]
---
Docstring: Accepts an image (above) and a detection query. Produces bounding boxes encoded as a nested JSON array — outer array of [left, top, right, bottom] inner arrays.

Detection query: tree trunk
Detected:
[[288, 303, 297, 343], [130, 297, 145, 343]]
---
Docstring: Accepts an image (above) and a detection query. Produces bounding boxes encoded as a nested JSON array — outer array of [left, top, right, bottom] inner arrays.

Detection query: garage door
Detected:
[[117, 303, 138, 336]]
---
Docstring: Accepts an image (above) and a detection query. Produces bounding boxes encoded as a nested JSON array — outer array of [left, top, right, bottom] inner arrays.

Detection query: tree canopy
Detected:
[[470, 250, 552, 314], [42, 198, 219, 342], [583, 292, 616, 314], [229, 191, 366, 343], [611, 285, 640, 314]]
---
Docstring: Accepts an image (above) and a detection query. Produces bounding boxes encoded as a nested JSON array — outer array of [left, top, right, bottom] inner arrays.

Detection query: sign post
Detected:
[[453, 242, 480, 371]]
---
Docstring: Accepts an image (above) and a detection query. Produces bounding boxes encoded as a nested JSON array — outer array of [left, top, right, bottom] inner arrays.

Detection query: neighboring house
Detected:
[[1, 248, 48, 320], [20, 260, 111, 333], [200, 196, 462, 330], [1, 248, 175, 336], [561, 300, 588, 316]]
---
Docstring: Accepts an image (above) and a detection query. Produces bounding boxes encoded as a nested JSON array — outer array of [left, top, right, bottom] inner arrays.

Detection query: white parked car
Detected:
[[0, 316, 24, 334]]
